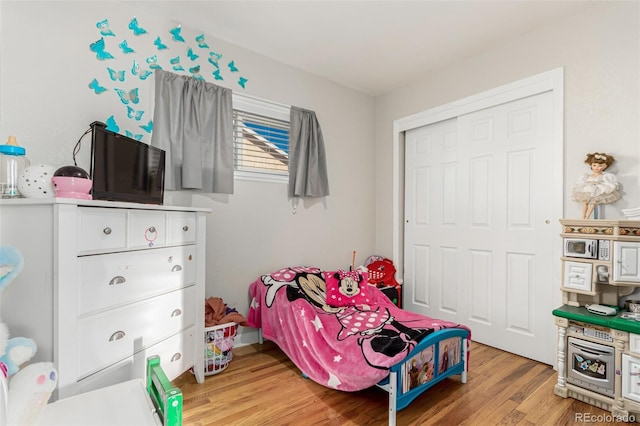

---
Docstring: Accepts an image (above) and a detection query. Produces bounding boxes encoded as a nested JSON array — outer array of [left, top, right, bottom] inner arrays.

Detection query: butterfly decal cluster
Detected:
[[88, 16, 250, 141]]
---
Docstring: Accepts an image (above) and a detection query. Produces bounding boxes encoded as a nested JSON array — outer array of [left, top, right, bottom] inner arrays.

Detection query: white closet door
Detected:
[[404, 91, 556, 365]]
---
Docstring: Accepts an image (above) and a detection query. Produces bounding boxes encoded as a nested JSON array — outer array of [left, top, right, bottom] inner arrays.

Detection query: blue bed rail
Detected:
[[378, 327, 470, 426]]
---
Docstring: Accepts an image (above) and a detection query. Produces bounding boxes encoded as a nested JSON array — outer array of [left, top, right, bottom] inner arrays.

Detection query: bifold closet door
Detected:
[[404, 91, 556, 365]]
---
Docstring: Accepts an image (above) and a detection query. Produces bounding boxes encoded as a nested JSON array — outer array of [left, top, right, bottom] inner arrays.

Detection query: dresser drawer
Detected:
[[168, 212, 197, 244], [78, 246, 197, 315], [78, 208, 127, 253], [128, 210, 167, 249], [75, 327, 195, 397], [77, 286, 195, 378]]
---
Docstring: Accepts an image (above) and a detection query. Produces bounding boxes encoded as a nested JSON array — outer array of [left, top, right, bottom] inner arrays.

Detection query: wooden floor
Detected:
[[174, 341, 628, 425]]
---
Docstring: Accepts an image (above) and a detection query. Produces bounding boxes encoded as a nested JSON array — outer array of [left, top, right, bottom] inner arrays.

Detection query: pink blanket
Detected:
[[248, 267, 470, 392]]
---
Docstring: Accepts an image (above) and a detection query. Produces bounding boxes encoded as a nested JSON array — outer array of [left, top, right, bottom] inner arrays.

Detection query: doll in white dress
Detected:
[[572, 152, 620, 219]]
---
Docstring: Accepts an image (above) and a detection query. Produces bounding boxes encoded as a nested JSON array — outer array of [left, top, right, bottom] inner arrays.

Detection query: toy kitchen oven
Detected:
[[566, 321, 615, 397]]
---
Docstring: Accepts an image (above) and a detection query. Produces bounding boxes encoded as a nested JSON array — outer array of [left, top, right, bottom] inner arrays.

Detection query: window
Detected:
[[232, 94, 290, 182]]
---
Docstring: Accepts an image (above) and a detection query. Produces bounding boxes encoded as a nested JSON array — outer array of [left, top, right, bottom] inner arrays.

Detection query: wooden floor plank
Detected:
[[174, 341, 628, 425]]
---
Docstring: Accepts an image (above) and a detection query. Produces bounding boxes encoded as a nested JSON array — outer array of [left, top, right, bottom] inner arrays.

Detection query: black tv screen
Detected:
[[89, 121, 165, 204]]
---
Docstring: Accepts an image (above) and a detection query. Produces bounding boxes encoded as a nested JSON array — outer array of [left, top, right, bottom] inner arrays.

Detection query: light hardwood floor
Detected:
[[174, 341, 629, 425]]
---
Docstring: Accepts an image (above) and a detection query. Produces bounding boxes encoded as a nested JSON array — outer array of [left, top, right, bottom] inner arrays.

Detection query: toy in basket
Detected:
[[204, 322, 238, 376]]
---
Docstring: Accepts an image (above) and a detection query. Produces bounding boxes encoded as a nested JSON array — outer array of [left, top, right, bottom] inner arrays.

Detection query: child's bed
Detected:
[[247, 266, 471, 426]]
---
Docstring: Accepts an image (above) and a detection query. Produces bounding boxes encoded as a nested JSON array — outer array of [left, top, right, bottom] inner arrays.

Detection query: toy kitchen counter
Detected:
[[553, 304, 640, 421], [553, 304, 640, 334]]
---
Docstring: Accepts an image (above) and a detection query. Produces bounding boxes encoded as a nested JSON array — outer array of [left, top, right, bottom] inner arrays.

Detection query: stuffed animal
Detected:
[[0, 246, 36, 376], [0, 246, 41, 425], [1, 333, 37, 377], [6, 362, 57, 425], [0, 245, 24, 291]]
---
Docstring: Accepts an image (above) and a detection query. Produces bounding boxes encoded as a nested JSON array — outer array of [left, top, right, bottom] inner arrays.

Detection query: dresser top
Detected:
[[0, 197, 211, 212]]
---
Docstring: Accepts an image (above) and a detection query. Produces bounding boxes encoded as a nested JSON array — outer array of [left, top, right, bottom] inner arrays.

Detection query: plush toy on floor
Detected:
[[0, 245, 56, 425], [0, 246, 36, 376]]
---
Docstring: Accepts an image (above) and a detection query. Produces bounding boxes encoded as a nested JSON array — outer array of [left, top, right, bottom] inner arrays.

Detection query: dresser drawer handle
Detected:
[[182, 225, 189, 232], [171, 308, 182, 317], [171, 265, 183, 272], [171, 352, 182, 362], [109, 276, 126, 285], [103, 227, 112, 235], [108, 330, 126, 341]]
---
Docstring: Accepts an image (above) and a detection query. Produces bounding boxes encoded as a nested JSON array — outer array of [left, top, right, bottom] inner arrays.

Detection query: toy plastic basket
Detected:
[[204, 321, 237, 376]]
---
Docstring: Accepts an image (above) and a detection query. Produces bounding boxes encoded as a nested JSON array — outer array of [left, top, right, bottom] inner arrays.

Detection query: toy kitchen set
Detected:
[[553, 218, 640, 419]]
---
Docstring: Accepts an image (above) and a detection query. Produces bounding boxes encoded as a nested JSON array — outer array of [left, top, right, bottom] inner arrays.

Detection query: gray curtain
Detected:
[[151, 69, 234, 194], [288, 106, 330, 198]]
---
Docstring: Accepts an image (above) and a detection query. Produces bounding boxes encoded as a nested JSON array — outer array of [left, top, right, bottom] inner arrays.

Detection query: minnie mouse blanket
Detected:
[[247, 266, 470, 392]]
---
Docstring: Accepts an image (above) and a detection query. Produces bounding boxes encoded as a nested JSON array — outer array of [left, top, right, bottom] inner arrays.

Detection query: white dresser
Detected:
[[0, 198, 209, 399]]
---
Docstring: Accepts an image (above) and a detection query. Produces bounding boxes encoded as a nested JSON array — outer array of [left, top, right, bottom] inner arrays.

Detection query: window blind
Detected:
[[232, 108, 290, 174]]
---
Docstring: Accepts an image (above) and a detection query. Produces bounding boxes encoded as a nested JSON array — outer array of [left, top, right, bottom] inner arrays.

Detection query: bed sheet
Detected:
[[247, 266, 470, 392]]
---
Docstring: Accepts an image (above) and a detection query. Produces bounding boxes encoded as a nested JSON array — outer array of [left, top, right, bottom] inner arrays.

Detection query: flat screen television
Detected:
[[89, 121, 165, 204]]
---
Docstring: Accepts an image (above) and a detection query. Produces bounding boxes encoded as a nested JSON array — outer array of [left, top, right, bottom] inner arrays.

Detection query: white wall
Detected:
[[374, 1, 640, 257], [0, 1, 377, 345]]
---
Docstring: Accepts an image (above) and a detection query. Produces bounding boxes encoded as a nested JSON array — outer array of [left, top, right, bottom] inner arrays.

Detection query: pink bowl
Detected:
[[51, 176, 93, 200]]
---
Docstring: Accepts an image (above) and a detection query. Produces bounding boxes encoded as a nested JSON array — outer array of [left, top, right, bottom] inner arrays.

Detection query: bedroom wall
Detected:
[[374, 1, 640, 258], [0, 1, 376, 345]]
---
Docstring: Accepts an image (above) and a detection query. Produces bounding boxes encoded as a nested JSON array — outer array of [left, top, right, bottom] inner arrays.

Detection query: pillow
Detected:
[[324, 270, 370, 307]]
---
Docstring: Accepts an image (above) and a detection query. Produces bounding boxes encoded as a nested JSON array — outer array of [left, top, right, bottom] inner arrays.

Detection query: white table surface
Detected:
[[34, 379, 161, 426]]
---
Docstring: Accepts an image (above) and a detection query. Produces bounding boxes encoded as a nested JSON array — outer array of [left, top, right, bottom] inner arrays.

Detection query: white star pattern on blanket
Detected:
[[327, 373, 341, 389], [311, 315, 323, 332], [333, 355, 342, 362], [250, 297, 259, 310]]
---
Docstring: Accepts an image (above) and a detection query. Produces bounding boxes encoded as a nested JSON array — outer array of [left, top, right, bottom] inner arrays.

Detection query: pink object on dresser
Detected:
[[51, 177, 92, 200]]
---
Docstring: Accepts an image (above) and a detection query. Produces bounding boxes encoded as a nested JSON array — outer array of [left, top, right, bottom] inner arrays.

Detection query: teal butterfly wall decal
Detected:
[[139, 70, 153, 80], [115, 88, 140, 105], [170, 56, 184, 71], [140, 121, 153, 133], [125, 130, 143, 141], [154, 37, 168, 50], [170, 26, 185, 42], [119, 40, 135, 54], [90, 38, 114, 60], [195, 34, 209, 49], [107, 67, 125, 82], [96, 19, 115, 37], [187, 48, 199, 61], [146, 55, 162, 70], [89, 78, 108, 94], [127, 106, 144, 121], [128, 17, 147, 36], [106, 115, 120, 133]]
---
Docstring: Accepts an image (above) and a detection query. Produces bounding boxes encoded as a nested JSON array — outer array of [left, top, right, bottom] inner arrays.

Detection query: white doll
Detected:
[[572, 152, 620, 219]]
